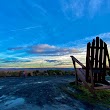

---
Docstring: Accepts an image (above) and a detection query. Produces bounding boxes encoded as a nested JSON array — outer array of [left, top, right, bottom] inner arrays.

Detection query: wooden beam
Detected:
[[94, 86, 110, 90], [73, 61, 78, 85], [70, 56, 86, 68], [88, 58, 94, 88]]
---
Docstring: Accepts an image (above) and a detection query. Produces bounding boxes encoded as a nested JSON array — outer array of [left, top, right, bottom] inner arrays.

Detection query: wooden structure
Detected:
[[71, 37, 110, 93]]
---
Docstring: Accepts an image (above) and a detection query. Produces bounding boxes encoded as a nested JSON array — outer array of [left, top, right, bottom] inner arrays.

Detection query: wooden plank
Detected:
[[70, 56, 86, 68], [102, 42, 107, 82], [81, 68, 110, 70], [94, 37, 99, 82], [76, 69, 94, 93], [88, 58, 94, 88], [94, 86, 110, 90], [73, 61, 78, 85], [99, 39, 103, 82], [91, 39, 95, 68], [86, 42, 90, 82], [106, 47, 110, 68], [90, 46, 105, 49]]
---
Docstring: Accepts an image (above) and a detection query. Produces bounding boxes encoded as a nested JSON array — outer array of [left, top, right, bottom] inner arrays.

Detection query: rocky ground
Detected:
[[0, 76, 109, 110]]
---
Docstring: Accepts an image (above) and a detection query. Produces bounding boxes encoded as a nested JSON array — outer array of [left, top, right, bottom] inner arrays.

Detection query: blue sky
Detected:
[[0, 0, 110, 68]]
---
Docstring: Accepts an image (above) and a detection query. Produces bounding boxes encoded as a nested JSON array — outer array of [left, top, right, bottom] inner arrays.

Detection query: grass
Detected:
[[64, 82, 110, 108]]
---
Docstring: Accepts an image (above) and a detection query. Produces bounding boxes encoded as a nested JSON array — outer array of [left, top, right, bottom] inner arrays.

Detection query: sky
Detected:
[[0, 0, 110, 68]]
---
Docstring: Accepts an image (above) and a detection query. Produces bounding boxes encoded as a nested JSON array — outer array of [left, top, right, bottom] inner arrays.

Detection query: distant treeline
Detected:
[[0, 70, 75, 77]]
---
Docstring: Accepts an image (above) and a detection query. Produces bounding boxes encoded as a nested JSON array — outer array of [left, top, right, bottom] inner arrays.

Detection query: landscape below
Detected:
[[0, 68, 74, 77], [0, 68, 110, 109]]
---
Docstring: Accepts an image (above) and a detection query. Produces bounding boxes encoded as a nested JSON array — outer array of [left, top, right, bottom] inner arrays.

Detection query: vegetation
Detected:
[[64, 82, 110, 108], [0, 70, 74, 77]]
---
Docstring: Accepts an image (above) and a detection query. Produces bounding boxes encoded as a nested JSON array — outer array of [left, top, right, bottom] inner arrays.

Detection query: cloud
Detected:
[[55, 62, 71, 66], [0, 25, 42, 33], [8, 44, 82, 56], [60, 0, 107, 19], [88, 0, 103, 17], [27, 44, 82, 56], [45, 60, 59, 63], [32, 3, 48, 16], [1, 58, 31, 63], [60, 0, 85, 20], [8, 47, 25, 51], [66, 32, 110, 49], [45, 59, 72, 67]]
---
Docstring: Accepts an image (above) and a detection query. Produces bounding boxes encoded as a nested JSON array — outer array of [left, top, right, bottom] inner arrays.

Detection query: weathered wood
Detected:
[[86, 42, 90, 82], [94, 37, 99, 82], [70, 36, 110, 92], [106, 48, 110, 67], [73, 60, 78, 85], [89, 46, 105, 49], [94, 86, 110, 90], [85, 37, 110, 84], [70, 56, 86, 68], [91, 39, 95, 68], [76, 69, 94, 93], [87, 58, 94, 88], [102, 42, 107, 82], [91, 39, 95, 85], [99, 39, 103, 82]]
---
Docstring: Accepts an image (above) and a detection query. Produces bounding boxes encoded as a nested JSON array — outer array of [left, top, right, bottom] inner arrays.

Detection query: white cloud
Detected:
[[66, 32, 110, 49], [28, 44, 82, 56], [88, 0, 104, 18], [32, 3, 48, 16], [8, 43, 82, 57], [60, 0, 85, 20], [60, 0, 108, 19], [9, 25, 42, 32]]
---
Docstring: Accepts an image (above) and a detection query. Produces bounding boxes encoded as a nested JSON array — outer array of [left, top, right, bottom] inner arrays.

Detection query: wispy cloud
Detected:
[[9, 25, 42, 32], [45, 60, 59, 63], [0, 58, 31, 63], [8, 44, 82, 56], [65, 32, 110, 48], [0, 25, 42, 33], [32, 3, 48, 16], [60, 0, 105, 19], [88, 0, 103, 18], [8, 47, 25, 51], [60, 0, 85, 20]]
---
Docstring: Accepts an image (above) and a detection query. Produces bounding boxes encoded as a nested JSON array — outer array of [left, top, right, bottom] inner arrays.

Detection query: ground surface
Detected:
[[0, 76, 109, 110]]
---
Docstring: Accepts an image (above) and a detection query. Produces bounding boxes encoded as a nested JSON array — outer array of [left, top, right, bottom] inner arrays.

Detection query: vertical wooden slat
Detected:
[[91, 39, 95, 68], [86, 42, 90, 82], [106, 47, 110, 68], [91, 39, 95, 84], [88, 58, 94, 88], [94, 37, 99, 82], [102, 42, 107, 82], [99, 39, 103, 82]]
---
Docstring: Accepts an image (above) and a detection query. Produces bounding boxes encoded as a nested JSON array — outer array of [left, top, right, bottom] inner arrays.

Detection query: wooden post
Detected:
[[102, 42, 107, 82], [99, 39, 103, 82], [70, 56, 86, 85], [88, 58, 94, 88], [73, 61, 78, 85], [91, 39, 95, 84], [94, 37, 99, 82], [86, 42, 90, 82]]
